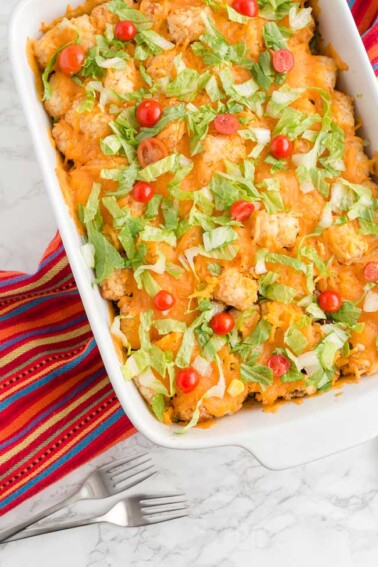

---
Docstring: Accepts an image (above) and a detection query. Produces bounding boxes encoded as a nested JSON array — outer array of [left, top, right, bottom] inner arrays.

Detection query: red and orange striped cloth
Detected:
[[0, 234, 136, 515], [0, 1, 377, 516]]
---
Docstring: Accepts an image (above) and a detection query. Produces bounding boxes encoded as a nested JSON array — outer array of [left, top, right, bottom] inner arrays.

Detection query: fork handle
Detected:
[[3, 515, 105, 543], [0, 492, 80, 543]]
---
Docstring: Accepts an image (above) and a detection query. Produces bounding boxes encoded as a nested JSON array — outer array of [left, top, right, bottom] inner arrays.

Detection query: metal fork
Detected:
[[4, 493, 189, 542], [0, 453, 156, 543]]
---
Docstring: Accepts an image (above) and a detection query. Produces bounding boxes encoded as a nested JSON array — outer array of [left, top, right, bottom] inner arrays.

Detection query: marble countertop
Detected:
[[1, 0, 378, 565]]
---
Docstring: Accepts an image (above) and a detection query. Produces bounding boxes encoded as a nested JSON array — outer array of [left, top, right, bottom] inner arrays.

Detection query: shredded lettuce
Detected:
[[138, 154, 184, 182], [240, 363, 273, 388], [284, 326, 307, 355], [153, 319, 186, 334], [192, 14, 249, 67], [262, 23, 289, 50], [203, 226, 238, 252], [257, 0, 293, 20]]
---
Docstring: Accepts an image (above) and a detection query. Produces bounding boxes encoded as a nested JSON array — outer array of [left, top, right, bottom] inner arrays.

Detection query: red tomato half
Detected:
[[114, 20, 137, 41], [272, 49, 295, 73], [137, 138, 168, 167], [363, 262, 378, 282], [136, 100, 163, 128], [267, 355, 291, 377], [210, 312, 235, 335], [232, 0, 259, 17], [318, 290, 342, 313], [214, 114, 239, 135], [57, 44, 85, 76], [230, 200, 255, 221], [132, 181, 155, 203], [270, 135, 293, 159], [176, 368, 200, 393], [153, 290, 175, 311]]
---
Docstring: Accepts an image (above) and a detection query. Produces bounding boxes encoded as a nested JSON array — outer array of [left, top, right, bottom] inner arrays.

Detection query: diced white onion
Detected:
[[192, 356, 212, 377], [255, 257, 267, 275], [81, 243, 95, 269], [363, 290, 378, 312], [289, 6, 313, 30], [300, 179, 315, 194]]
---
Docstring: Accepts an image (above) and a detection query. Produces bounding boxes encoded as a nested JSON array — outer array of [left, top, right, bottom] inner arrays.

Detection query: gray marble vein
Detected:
[[1, 0, 378, 565]]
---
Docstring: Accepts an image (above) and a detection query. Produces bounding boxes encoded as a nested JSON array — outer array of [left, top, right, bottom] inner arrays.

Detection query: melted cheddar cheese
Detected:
[[34, 0, 378, 426]]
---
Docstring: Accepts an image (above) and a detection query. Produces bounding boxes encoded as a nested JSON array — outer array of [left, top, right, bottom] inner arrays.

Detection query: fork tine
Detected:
[[142, 505, 189, 517], [145, 512, 189, 525], [138, 493, 186, 502], [113, 466, 157, 489], [140, 498, 188, 508], [109, 458, 152, 480], [101, 453, 149, 474]]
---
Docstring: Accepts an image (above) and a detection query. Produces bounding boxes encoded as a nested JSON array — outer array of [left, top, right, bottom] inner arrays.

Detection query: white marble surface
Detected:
[[1, 0, 378, 565]]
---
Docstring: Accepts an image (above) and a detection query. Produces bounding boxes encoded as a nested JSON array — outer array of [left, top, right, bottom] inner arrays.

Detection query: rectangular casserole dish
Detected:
[[9, 0, 378, 469]]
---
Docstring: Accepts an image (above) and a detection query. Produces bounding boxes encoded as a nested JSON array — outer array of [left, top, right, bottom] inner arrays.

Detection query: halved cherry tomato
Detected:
[[176, 368, 200, 393], [318, 290, 342, 313], [214, 114, 239, 135], [153, 290, 175, 311], [267, 354, 291, 377], [57, 44, 86, 76], [114, 20, 137, 41], [232, 0, 258, 17], [136, 100, 163, 128], [363, 262, 378, 282], [210, 312, 235, 335], [137, 138, 168, 167], [230, 200, 255, 221], [132, 181, 155, 203], [270, 135, 293, 159], [272, 49, 295, 74]]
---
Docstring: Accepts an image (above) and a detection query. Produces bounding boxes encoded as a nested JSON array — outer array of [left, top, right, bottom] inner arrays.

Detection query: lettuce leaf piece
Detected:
[[284, 326, 307, 355], [331, 301, 362, 328], [203, 227, 238, 251], [151, 394, 166, 422], [263, 283, 297, 303], [86, 223, 125, 283], [101, 162, 140, 196], [122, 350, 151, 381], [139, 226, 177, 246], [273, 107, 321, 140], [262, 22, 288, 50], [138, 154, 183, 182], [240, 363, 273, 388], [175, 328, 196, 369], [192, 14, 249, 67], [135, 30, 175, 60], [257, 0, 293, 20], [108, 1, 152, 29], [42, 39, 77, 101], [83, 183, 101, 224], [153, 320, 186, 334], [166, 69, 210, 100]]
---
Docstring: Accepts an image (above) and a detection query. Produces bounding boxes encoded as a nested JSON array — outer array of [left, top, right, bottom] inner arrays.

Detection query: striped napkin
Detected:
[[0, 1, 377, 516], [0, 234, 136, 516]]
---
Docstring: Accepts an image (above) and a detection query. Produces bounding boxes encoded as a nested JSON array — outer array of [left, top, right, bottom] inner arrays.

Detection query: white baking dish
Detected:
[[9, 0, 378, 469]]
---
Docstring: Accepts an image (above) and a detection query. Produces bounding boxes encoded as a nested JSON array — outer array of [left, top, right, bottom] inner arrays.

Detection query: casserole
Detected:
[[9, 0, 378, 469]]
